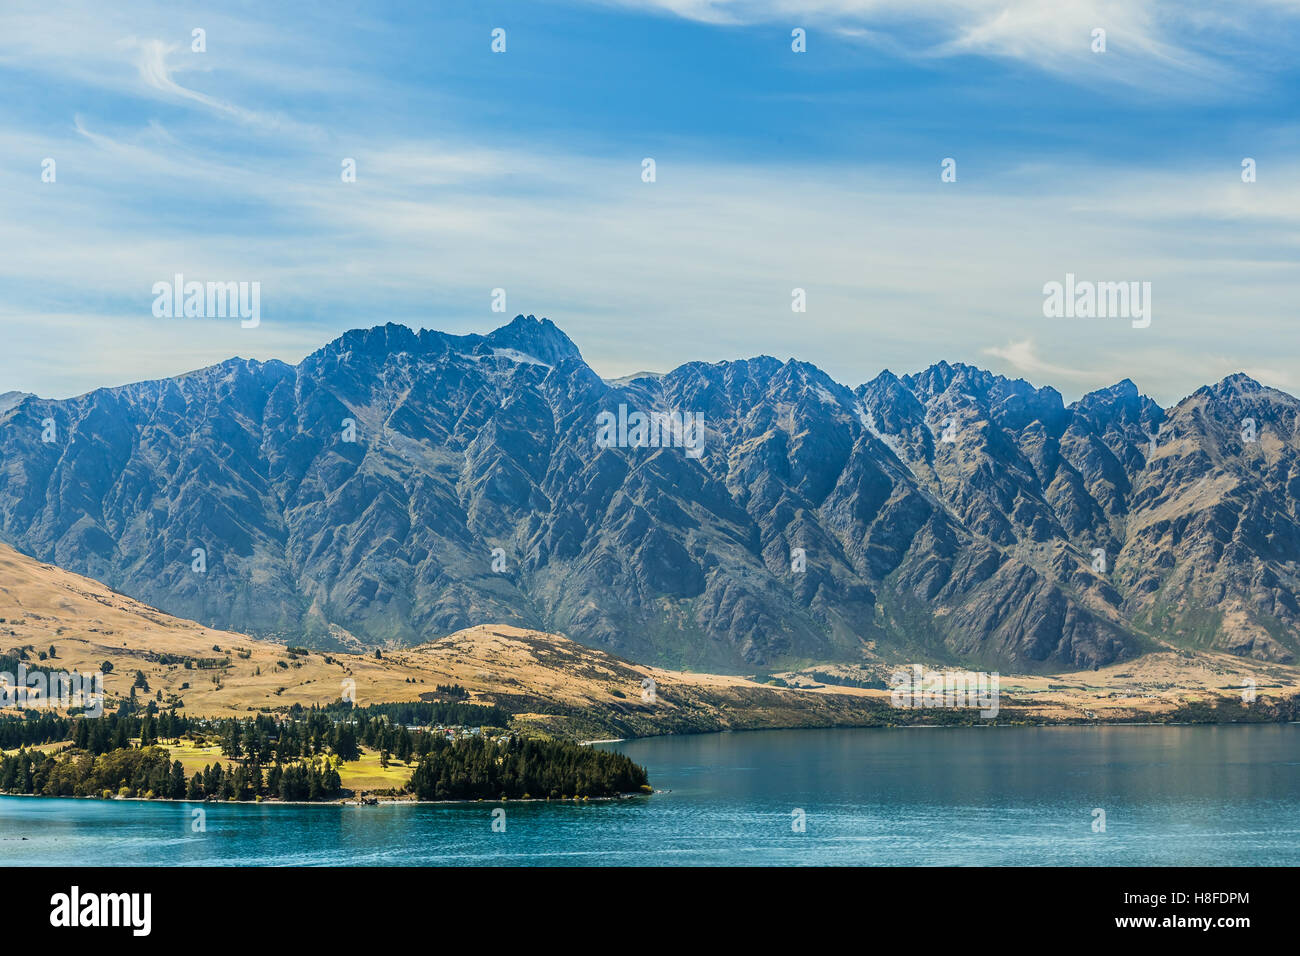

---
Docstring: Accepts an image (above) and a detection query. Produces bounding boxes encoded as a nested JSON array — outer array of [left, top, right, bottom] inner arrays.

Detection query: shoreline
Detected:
[[579, 716, 1300, 746], [0, 790, 651, 808], [4, 723, 1296, 810]]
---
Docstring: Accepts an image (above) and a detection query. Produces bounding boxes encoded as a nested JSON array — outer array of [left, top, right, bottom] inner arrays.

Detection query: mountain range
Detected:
[[1, 315, 1296, 673]]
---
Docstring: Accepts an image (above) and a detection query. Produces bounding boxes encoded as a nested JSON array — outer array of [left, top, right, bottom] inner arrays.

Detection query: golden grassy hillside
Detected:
[[0, 542, 892, 736], [1, 541, 1296, 737]]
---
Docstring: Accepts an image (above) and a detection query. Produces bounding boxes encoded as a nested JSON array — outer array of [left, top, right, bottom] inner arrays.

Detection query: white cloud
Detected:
[[1, 0, 1296, 405], [983, 339, 1095, 383], [0, 1, 336, 133], [2, 114, 1297, 404], [588, 0, 1289, 92], [123, 37, 316, 135]]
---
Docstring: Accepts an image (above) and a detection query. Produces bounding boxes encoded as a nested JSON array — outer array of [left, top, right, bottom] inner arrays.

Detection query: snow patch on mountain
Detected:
[[855, 401, 906, 460], [492, 348, 553, 369]]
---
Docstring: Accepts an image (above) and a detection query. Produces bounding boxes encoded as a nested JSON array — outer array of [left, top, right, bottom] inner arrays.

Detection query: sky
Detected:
[[1, 0, 1298, 405]]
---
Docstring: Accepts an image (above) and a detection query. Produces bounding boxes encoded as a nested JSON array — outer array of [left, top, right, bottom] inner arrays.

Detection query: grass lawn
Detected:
[[5, 737, 416, 795], [337, 749, 416, 791], [156, 738, 226, 777], [1, 740, 70, 756], [156, 737, 413, 793]]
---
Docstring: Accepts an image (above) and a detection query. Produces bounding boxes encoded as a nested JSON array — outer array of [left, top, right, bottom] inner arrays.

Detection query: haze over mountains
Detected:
[[0, 316, 1296, 673]]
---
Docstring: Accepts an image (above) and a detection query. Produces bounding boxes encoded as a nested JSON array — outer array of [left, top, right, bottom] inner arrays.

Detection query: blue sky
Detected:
[[2, 0, 1298, 403]]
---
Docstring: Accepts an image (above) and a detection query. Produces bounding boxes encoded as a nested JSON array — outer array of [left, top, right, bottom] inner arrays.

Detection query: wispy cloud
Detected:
[[588, 0, 1295, 92], [129, 39, 255, 124], [3, 111, 1297, 404], [0, 0, 1296, 406], [983, 339, 1096, 383], [118, 36, 319, 137]]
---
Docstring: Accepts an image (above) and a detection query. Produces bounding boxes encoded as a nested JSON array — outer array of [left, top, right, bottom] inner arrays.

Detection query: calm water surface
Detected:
[[1, 725, 1296, 865]]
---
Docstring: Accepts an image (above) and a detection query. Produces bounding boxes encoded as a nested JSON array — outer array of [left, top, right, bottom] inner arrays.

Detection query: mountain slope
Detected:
[[857, 364, 1300, 663], [0, 316, 1295, 670], [0, 539, 897, 737]]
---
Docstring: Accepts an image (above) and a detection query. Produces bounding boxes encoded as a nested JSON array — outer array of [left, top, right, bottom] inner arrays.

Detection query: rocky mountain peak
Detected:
[[483, 314, 582, 367], [0, 318, 1295, 672]]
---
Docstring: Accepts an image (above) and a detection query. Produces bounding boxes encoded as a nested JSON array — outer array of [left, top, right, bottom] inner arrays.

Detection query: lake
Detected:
[[2, 725, 1297, 865]]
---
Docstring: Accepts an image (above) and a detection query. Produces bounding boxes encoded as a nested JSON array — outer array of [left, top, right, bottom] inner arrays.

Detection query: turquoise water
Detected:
[[1, 725, 1297, 865]]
